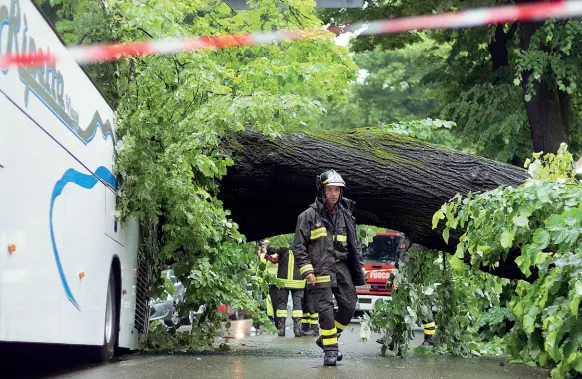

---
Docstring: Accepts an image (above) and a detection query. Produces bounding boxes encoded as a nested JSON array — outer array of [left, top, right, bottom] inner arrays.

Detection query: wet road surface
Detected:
[[3, 319, 549, 379]]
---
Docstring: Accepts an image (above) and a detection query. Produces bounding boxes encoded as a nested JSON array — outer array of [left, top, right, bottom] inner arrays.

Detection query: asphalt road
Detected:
[[3, 319, 549, 379]]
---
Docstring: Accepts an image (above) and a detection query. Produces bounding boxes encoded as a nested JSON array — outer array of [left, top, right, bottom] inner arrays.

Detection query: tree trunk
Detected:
[[488, 24, 516, 72], [219, 129, 530, 279], [519, 19, 570, 154]]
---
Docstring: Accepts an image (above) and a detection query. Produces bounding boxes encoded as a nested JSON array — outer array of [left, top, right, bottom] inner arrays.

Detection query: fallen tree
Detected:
[[219, 128, 530, 279]]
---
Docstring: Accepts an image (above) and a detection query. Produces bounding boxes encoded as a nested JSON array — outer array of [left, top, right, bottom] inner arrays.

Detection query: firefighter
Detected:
[[376, 241, 437, 348], [300, 288, 319, 336], [270, 246, 306, 337], [293, 169, 367, 366], [257, 239, 278, 324]]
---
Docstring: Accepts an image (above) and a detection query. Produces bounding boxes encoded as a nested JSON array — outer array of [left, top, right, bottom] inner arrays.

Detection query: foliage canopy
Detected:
[[435, 144, 582, 378]]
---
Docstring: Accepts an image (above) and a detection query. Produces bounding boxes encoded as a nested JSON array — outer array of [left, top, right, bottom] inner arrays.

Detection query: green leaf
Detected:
[[564, 208, 582, 226], [374, 299, 384, 310], [512, 215, 529, 227], [563, 229, 580, 246], [553, 229, 569, 245], [515, 255, 532, 276], [545, 331, 557, 353], [564, 340, 576, 363], [443, 228, 450, 244], [500, 231, 514, 249], [449, 256, 465, 270], [532, 229, 550, 250], [432, 209, 445, 229], [545, 214, 564, 231], [539, 352, 549, 367], [523, 314, 535, 334]]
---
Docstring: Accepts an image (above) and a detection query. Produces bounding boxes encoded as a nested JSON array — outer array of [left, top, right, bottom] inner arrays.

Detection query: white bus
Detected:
[[0, 0, 148, 361]]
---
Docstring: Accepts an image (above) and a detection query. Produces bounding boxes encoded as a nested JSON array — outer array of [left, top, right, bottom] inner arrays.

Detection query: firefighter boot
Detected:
[[311, 323, 319, 337], [293, 318, 304, 337], [420, 334, 435, 347], [277, 318, 286, 337], [301, 322, 315, 336], [316, 336, 343, 361], [324, 350, 338, 366]]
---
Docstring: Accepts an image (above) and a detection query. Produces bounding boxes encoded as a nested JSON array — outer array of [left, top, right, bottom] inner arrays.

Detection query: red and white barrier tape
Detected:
[[1, 0, 581, 68]]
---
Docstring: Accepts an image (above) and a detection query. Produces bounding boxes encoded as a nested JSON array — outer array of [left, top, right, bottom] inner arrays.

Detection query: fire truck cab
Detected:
[[354, 229, 408, 315]]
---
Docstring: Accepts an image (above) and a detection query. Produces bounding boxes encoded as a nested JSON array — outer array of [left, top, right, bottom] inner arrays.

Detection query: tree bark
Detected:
[[219, 129, 530, 279], [488, 24, 516, 72]]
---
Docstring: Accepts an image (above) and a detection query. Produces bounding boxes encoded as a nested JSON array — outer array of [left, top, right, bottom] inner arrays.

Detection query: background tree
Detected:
[[316, 38, 443, 128], [319, 0, 582, 164]]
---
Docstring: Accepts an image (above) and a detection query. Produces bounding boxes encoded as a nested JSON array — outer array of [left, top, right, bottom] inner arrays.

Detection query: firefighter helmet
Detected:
[[319, 169, 346, 188], [316, 170, 346, 199]]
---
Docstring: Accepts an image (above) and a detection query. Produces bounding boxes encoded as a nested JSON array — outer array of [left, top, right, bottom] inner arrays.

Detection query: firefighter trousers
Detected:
[[423, 307, 436, 336], [276, 288, 304, 319], [266, 284, 278, 318], [301, 287, 319, 326], [310, 261, 357, 351]]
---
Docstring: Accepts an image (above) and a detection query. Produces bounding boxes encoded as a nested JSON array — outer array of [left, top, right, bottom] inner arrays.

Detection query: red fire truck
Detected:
[[354, 229, 408, 316]]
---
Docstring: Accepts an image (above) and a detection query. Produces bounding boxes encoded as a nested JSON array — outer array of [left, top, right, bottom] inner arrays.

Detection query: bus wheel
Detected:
[[98, 270, 118, 362]]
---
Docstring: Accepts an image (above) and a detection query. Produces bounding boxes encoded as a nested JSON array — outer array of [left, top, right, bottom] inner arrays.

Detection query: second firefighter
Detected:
[[270, 246, 306, 337]]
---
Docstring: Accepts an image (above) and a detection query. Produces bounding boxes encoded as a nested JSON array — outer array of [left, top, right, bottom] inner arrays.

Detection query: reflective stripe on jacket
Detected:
[[274, 247, 306, 289]]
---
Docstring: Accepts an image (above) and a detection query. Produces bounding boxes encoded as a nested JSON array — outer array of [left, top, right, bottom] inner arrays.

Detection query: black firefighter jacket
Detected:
[[292, 197, 367, 288], [267, 246, 306, 289]]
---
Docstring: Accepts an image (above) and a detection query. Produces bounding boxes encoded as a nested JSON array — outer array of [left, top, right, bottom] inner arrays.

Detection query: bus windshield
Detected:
[[362, 235, 401, 264]]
